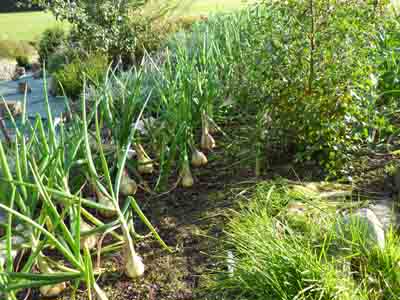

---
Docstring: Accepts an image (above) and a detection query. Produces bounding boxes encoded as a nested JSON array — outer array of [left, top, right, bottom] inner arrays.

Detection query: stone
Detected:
[[12, 66, 26, 80], [0, 100, 22, 117], [337, 208, 385, 250], [0, 59, 17, 81], [0, 240, 18, 268], [17, 81, 32, 94], [226, 250, 235, 276], [31, 62, 41, 73], [287, 201, 306, 215]]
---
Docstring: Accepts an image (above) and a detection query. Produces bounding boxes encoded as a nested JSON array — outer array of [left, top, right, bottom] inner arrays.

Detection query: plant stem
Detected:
[[308, 0, 315, 95]]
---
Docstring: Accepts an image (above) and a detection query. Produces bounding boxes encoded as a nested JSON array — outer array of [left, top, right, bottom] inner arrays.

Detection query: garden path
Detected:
[[0, 74, 66, 139]]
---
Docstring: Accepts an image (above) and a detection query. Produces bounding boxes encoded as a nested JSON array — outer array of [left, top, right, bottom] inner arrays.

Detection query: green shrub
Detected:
[[46, 45, 83, 74], [38, 26, 66, 63], [15, 55, 30, 68], [186, 1, 391, 177], [47, 50, 68, 73], [54, 53, 108, 98], [121, 14, 206, 64]]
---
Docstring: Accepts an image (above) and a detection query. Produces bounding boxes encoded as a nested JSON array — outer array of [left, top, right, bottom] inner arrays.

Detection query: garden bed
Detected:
[[1, 1, 400, 300]]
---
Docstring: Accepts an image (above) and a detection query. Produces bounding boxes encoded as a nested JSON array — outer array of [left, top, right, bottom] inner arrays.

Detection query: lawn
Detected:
[[0, 1, 250, 42], [160, 0, 252, 16], [0, 12, 62, 41]]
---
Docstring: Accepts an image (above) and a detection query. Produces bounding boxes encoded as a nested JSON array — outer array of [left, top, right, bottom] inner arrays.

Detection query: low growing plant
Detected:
[[54, 53, 108, 98], [37, 26, 67, 63]]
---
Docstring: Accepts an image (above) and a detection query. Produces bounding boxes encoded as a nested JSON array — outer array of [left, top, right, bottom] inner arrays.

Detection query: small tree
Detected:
[[25, 0, 155, 63]]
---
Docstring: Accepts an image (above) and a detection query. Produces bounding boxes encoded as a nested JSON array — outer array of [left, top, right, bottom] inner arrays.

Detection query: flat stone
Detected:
[[0, 59, 16, 81]]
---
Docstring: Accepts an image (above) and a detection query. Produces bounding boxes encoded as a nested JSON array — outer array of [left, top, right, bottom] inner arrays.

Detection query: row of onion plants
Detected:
[[0, 9, 255, 299]]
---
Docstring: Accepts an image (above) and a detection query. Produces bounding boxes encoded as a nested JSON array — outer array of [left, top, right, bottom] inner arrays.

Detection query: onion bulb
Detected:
[[191, 148, 207, 167], [96, 190, 117, 218], [180, 161, 194, 188], [135, 144, 154, 174], [120, 170, 137, 196], [201, 114, 216, 151], [38, 255, 66, 297], [40, 283, 67, 298], [201, 130, 216, 151], [124, 244, 145, 278], [80, 220, 98, 250]]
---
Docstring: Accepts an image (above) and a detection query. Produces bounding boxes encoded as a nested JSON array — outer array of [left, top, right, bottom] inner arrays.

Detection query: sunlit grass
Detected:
[[164, 0, 253, 16], [0, 12, 62, 42]]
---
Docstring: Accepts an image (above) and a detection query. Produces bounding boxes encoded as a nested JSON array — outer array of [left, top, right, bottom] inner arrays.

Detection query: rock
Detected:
[[17, 81, 32, 94], [31, 62, 41, 73], [0, 240, 18, 268], [336, 208, 385, 250], [0, 100, 22, 117], [0, 59, 17, 81], [12, 66, 26, 80], [287, 201, 306, 215], [226, 250, 235, 276]]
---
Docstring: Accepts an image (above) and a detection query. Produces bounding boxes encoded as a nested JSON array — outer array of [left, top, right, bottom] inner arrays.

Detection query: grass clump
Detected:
[[206, 182, 400, 300], [0, 40, 36, 60]]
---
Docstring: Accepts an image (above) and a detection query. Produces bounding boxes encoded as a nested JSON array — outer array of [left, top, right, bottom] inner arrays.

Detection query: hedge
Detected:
[[0, 0, 41, 13]]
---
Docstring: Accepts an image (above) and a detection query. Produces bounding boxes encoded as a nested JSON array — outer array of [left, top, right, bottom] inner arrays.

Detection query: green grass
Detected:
[[206, 182, 400, 300], [0, 12, 62, 42]]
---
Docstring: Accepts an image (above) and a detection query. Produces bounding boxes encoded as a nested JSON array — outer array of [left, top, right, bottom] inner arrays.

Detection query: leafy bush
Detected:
[[46, 44, 84, 74], [122, 14, 208, 64], [29, 0, 184, 65], [47, 50, 68, 73], [376, 18, 400, 103], [38, 26, 66, 63], [54, 53, 108, 98], [167, 15, 209, 32], [15, 55, 30, 68], [122, 15, 166, 64], [248, 1, 385, 176], [180, 1, 394, 177]]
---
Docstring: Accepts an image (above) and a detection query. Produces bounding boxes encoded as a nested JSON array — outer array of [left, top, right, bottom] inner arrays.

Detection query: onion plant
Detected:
[[0, 72, 170, 299]]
